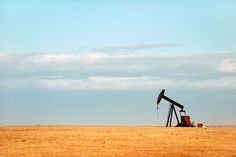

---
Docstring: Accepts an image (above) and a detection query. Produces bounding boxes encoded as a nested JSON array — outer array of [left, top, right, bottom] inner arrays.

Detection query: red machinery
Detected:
[[157, 89, 194, 127]]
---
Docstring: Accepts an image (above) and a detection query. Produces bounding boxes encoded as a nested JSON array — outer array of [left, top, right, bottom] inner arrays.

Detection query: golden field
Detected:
[[0, 126, 236, 157]]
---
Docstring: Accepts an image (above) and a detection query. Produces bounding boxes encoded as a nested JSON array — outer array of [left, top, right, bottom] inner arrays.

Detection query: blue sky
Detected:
[[0, 0, 236, 125]]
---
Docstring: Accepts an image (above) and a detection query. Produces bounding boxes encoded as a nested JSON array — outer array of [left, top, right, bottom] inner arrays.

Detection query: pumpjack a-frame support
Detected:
[[166, 103, 180, 127]]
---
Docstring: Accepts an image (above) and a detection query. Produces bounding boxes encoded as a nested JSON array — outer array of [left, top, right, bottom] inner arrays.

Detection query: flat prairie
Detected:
[[0, 126, 236, 157]]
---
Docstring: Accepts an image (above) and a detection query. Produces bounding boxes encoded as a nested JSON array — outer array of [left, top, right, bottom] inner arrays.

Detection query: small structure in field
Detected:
[[156, 89, 195, 127]]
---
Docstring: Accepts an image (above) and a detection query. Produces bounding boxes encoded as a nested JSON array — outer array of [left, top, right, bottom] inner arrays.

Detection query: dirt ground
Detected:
[[0, 126, 236, 157]]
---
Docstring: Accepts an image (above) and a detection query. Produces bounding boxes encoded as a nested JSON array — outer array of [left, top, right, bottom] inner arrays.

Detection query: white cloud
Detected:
[[190, 77, 236, 89], [41, 76, 173, 91], [0, 53, 9, 61], [94, 43, 182, 52], [40, 76, 236, 91], [86, 64, 153, 72], [1, 76, 236, 91], [0, 53, 19, 62], [33, 53, 107, 65], [1, 52, 236, 91], [218, 60, 236, 73], [0, 79, 38, 90]]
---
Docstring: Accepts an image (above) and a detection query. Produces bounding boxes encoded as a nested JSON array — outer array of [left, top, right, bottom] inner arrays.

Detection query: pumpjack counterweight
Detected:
[[156, 89, 194, 127]]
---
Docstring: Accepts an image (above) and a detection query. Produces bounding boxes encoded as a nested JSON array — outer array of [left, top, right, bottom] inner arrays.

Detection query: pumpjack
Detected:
[[157, 89, 194, 127]]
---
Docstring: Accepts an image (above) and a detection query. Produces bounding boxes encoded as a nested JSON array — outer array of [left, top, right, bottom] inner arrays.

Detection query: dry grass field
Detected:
[[0, 126, 236, 157]]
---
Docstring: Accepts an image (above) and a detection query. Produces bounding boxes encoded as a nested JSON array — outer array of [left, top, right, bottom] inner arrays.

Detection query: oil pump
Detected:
[[156, 89, 194, 127]]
